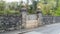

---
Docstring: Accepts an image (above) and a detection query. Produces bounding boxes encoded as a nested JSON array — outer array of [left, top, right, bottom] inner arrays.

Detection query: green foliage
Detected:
[[0, 0, 5, 11], [28, 5, 36, 14], [0, 0, 20, 15], [0, 0, 60, 16], [39, 0, 60, 16], [54, 7, 60, 16]]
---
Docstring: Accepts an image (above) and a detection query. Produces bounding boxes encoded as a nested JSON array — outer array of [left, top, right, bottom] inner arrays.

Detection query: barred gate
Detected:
[[26, 14, 38, 28]]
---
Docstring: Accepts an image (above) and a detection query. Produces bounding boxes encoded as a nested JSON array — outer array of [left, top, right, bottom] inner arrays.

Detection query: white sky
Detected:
[[4, 0, 22, 2], [3, 0, 32, 5], [3, 0, 25, 2]]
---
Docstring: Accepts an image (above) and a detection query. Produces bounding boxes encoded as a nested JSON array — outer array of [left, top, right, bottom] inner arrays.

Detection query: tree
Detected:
[[0, 0, 5, 11], [37, 0, 57, 16], [0, 0, 6, 14], [54, 0, 60, 16]]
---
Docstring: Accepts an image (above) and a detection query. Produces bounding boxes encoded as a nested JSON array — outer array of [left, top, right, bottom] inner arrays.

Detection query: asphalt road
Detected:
[[1, 23, 60, 34], [25, 23, 60, 34]]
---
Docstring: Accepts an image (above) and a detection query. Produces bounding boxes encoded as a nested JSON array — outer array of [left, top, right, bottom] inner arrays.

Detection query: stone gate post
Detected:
[[36, 8, 43, 26], [20, 6, 27, 29]]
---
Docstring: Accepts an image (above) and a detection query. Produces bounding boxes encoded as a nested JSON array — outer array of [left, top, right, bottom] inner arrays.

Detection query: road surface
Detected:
[[1, 23, 60, 34]]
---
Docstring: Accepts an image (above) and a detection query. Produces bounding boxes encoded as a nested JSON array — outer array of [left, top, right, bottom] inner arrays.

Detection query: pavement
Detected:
[[25, 23, 60, 34], [0, 27, 43, 34], [1, 23, 60, 34]]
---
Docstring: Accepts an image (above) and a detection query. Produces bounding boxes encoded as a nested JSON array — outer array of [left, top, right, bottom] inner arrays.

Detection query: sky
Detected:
[[3, 0, 25, 2], [3, 0, 32, 5]]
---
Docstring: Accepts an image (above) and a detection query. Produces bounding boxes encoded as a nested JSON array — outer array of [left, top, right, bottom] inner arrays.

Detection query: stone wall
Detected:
[[42, 16, 53, 25], [42, 16, 60, 25], [1, 14, 60, 30], [0, 15, 21, 30]]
